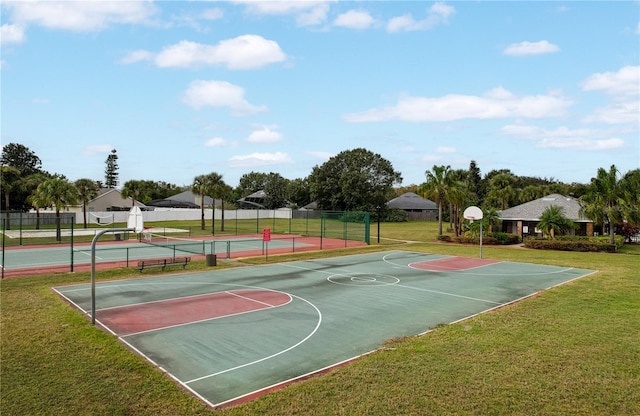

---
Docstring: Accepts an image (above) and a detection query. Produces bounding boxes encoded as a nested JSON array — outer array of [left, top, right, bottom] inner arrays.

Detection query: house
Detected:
[[69, 188, 145, 212], [499, 194, 595, 238], [237, 190, 266, 209], [146, 190, 217, 209], [386, 192, 437, 221]]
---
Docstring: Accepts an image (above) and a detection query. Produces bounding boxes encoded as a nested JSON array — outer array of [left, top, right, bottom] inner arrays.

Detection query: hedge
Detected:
[[524, 237, 618, 252]]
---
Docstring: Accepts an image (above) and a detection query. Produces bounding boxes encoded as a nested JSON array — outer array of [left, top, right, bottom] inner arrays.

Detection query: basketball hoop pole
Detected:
[[480, 218, 483, 259], [90, 228, 134, 325]]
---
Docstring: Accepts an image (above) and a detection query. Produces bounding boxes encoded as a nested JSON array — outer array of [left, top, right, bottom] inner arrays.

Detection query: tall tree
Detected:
[[420, 165, 453, 236], [36, 177, 79, 241], [1, 143, 47, 211], [191, 174, 210, 230], [24, 172, 51, 229], [104, 149, 119, 189], [74, 178, 100, 228], [1, 143, 43, 176], [580, 165, 638, 244], [485, 172, 517, 210], [309, 148, 401, 212], [263, 173, 290, 209], [467, 160, 483, 205], [205, 172, 225, 234], [121, 180, 149, 207], [0, 166, 22, 229]]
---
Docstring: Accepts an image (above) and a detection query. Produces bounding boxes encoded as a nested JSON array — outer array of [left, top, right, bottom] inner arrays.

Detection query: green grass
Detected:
[[2, 221, 639, 415]]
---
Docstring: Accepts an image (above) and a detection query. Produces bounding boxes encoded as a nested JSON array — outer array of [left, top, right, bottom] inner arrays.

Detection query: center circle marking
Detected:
[[327, 273, 400, 287]]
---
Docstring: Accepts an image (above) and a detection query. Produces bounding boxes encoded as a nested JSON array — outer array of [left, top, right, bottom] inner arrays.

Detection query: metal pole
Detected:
[[480, 220, 483, 259], [91, 228, 133, 325]]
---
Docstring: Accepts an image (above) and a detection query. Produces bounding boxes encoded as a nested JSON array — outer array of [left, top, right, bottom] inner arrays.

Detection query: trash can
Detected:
[[115, 233, 121, 241], [206, 254, 217, 267]]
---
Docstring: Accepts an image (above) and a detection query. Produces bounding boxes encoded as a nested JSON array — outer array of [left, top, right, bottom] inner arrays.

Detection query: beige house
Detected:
[[69, 188, 144, 213], [499, 194, 595, 238]]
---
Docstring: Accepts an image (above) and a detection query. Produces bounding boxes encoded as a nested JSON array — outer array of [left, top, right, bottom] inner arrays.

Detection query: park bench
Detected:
[[137, 256, 191, 272]]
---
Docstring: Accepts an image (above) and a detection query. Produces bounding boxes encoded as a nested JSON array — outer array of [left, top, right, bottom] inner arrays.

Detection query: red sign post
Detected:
[[263, 228, 271, 242]]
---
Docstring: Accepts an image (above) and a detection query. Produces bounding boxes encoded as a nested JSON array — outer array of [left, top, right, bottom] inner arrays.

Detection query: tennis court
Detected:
[[1, 231, 360, 277], [53, 250, 594, 408]]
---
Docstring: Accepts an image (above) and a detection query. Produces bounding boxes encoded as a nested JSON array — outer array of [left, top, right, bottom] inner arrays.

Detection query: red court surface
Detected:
[[97, 290, 291, 336], [410, 256, 501, 271]]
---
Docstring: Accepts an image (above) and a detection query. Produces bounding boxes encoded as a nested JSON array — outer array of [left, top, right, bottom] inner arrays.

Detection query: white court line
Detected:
[[395, 283, 502, 305], [282, 257, 501, 305], [184, 293, 322, 384]]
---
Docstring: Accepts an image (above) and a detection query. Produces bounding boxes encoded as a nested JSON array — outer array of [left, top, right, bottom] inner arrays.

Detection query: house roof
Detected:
[[145, 199, 200, 208], [169, 190, 214, 207], [499, 194, 589, 222], [386, 192, 437, 210]]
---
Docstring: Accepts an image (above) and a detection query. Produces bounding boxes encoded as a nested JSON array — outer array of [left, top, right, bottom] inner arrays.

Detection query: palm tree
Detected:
[[420, 165, 453, 236], [537, 205, 576, 239], [121, 180, 148, 207], [191, 175, 209, 230], [0, 166, 21, 230], [204, 172, 225, 235], [74, 178, 99, 228], [485, 172, 516, 210], [579, 165, 634, 245], [36, 177, 79, 241], [24, 173, 51, 229]]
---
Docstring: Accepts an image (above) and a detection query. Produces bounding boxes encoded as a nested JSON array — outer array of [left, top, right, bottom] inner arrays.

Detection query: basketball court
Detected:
[[53, 250, 594, 408]]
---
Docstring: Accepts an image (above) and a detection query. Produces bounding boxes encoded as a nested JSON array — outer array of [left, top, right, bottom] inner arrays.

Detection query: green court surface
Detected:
[[53, 250, 594, 408], [1, 237, 307, 271]]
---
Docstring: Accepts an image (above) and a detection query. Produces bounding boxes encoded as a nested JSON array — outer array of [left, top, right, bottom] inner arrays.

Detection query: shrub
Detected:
[[487, 232, 521, 245], [524, 237, 618, 252], [384, 209, 408, 222]]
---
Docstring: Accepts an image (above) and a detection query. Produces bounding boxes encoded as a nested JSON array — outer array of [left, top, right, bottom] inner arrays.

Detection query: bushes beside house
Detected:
[[524, 236, 623, 252], [438, 232, 520, 245]]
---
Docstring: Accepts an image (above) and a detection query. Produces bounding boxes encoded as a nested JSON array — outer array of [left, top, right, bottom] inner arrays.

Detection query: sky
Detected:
[[1, 1, 639, 189]]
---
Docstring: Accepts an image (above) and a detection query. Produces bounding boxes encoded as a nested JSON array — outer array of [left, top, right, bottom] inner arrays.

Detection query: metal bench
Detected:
[[137, 256, 191, 272]]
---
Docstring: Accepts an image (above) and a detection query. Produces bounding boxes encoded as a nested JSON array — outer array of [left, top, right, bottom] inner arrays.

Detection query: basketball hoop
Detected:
[[463, 206, 484, 259]]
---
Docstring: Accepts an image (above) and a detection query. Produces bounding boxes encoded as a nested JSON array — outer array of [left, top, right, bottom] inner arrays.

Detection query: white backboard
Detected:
[[127, 206, 144, 233], [463, 206, 483, 220]]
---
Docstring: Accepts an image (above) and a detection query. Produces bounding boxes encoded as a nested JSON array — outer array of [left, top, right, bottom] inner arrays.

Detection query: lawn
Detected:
[[2, 221, 639, 415]]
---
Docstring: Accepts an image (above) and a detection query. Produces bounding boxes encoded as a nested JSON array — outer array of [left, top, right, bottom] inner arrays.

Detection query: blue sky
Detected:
[[1, 1, 639, 189]]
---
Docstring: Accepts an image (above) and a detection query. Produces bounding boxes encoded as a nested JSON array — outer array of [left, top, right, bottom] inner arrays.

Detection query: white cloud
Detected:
[[307, 151, 334, 161], [334, 10, 375, 30], [436, 146, 457, 154], [247, 126, 283, 143], [583, 101, 640, 124], [234, 1, 334, 26], [501, 124, 626, 150], [32, 97, 50, 104], [581, 66, 640, 97], [182, 80, 267, 116], [204, 137, 230, 147], [120, 50, 153, 64], [581, 66, 640, 125], [82, 144, 115, 156], [343, 88, 571, 123], [133, 35, 286, 70], [0, 24, 25, 45], [5, 1, 157, 32], [503, 40, 560, 56], [387, 2, 455, 33], [228, 152, 292, 167], [201, 8, 225, 21]]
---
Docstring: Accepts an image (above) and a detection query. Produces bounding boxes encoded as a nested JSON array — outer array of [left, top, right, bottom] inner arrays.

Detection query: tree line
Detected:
[[1, 142, 639, 245]]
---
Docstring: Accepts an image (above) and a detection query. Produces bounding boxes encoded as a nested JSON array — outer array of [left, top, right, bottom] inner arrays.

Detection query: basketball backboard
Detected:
[[463, 206, 483, 221], [127, 206, 144, 233]]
